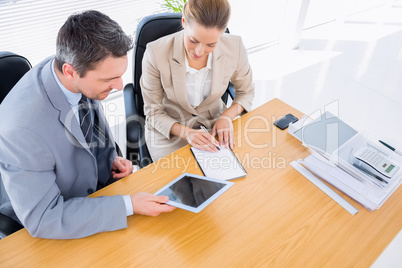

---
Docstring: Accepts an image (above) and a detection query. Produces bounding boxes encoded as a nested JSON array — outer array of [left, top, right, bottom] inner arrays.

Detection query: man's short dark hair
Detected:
[[55, 10, 133, 77]]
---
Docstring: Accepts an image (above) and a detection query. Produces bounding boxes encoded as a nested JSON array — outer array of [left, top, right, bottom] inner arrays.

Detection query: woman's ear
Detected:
[[181, 17, 186, 28]]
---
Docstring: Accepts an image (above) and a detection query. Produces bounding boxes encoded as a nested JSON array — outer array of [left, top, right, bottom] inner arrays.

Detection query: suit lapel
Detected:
[[41, 59, 90, 151]]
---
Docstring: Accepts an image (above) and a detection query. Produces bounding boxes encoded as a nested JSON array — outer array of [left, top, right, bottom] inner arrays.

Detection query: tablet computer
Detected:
[[154, 173, 234, 213]]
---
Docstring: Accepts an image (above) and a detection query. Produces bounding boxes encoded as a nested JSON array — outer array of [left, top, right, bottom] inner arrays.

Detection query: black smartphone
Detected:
[[273, 113, 298, 130]]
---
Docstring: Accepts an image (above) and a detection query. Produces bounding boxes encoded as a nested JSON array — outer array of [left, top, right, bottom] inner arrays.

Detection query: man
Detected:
[[0, 10, 175, 239]]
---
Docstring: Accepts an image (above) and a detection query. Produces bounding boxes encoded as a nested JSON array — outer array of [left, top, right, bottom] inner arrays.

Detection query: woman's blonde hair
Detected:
[[183, 0, 231, 30]]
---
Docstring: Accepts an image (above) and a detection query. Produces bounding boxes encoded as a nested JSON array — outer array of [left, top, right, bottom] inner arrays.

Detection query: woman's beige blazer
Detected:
[[140, 30, 254, 160]]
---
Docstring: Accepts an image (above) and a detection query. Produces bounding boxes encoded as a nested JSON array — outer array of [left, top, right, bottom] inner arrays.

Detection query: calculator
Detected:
[[354, 147, 400, 178]]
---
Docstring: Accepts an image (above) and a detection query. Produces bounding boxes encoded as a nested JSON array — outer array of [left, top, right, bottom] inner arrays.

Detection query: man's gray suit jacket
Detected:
[[0, 57, 127, 239]]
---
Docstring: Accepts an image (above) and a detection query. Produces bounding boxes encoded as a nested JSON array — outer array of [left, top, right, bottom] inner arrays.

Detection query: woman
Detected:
[[141, 0, 254, 161]]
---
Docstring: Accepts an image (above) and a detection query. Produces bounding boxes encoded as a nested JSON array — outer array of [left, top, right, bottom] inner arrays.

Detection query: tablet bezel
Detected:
[[154, 173, 234, 213]]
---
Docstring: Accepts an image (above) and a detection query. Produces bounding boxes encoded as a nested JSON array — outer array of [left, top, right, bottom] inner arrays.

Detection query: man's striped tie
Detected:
[[78, 95, 93, 145]]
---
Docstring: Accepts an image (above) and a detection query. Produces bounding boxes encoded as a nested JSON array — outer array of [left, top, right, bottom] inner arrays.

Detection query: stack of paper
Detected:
[[292, 112, 402, 211]]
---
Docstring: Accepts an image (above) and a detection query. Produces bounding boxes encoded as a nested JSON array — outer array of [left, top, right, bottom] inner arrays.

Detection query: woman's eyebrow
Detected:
[[191, 36, 217, 46]]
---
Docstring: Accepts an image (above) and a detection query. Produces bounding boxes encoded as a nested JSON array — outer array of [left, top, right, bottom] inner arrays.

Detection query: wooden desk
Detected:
[[0, 98, 401, 267]]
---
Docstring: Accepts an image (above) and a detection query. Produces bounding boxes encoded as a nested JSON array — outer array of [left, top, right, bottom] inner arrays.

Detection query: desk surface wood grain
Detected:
[[1, 98, 401, 267]]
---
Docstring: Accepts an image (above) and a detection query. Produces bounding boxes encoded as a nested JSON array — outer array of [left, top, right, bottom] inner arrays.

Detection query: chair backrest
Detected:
[[0, 51, 32, 104], [133, 13, 183, 119], [132, 13, 231, 119], [0, 51, 30, 237], [125, 13, 233, 167]]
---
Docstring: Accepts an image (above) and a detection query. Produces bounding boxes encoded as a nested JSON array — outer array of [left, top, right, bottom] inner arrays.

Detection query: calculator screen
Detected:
[[386, 165, 395, 173]]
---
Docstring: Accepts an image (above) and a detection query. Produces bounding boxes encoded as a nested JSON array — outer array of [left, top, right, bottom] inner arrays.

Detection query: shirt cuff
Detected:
[[123, 195, 134, 216]]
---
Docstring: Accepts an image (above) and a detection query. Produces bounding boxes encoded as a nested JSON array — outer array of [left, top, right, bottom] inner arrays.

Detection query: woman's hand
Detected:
[[212, 115, 234, 149], [185, 128, 220, 152], [170, 123, 219, 152]]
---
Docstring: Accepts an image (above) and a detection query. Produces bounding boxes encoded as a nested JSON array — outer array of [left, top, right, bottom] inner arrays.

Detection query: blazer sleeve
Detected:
[[230, 37, 255, 112], [140, 44, 179, 139], [0, 128, 127, 239]]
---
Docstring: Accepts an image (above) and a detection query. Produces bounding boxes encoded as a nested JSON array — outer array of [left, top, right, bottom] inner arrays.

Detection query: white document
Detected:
[[291, 112, 402, 211], [301, 154, 388, 210], [190, 147, 247, 180]]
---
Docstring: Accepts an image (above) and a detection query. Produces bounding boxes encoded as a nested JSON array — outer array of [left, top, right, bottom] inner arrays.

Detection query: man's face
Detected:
[[73, 55, 128, 100]]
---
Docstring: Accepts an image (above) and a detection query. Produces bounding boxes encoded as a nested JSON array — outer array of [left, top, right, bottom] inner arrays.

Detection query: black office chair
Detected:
[[0, 51, 32, 104], [123, 13, 235, 168], [0, 51, 31, 237]]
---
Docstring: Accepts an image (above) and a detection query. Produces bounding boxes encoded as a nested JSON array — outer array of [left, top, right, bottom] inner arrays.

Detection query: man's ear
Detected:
[[62, 63, 77, 79]]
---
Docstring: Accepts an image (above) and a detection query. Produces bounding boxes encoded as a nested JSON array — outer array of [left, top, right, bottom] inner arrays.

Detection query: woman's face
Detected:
[[182, 18, 224, 62]]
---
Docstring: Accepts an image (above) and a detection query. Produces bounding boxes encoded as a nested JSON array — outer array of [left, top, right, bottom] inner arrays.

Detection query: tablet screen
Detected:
[[154, 173, 234, 213]]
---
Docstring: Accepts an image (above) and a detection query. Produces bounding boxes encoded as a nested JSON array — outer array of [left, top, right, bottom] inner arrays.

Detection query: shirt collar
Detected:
[[185, 53, 212, 75], [51, 58, 82, 107]]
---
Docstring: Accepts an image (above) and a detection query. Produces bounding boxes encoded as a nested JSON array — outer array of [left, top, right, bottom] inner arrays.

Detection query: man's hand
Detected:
[[131, 192, 176, 216], [112, 156, 134, 179]]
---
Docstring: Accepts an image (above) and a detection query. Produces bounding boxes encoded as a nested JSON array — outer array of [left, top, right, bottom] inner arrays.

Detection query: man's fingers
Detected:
[[158, 204, 176, 212], [112, 171, 125, 179], [112, 157, 134, 179], [154, 195, 169, 204], [113, 156, 125, 170]]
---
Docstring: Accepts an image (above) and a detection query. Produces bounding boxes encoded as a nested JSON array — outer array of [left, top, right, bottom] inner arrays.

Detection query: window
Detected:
[[0, 0, 165, 84]]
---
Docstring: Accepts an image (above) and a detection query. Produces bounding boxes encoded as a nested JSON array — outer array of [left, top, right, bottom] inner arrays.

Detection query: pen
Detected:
[[352, 163, 388, 185], [379, 140, 402, 157], [200, 126, 220, 150]]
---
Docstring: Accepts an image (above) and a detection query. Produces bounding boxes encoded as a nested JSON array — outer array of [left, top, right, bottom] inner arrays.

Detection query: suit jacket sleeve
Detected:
[[0, 127, 127, 239], [230, 36, 255, 112], [141, 44, 179, 139]]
